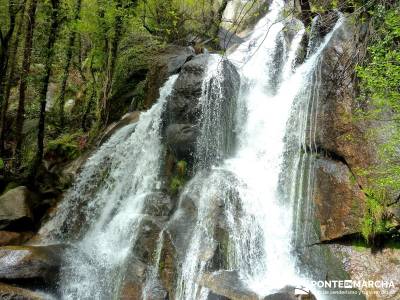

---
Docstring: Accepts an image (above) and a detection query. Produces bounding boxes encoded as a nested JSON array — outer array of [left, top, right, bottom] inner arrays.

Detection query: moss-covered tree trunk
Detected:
[[0, 0, 20, 118], [14, 0, 38, 169], [58, 0, 82, 128], [33, 0, 61, 174], [97, 0, 123, 125], [0, 0, 26, 154]]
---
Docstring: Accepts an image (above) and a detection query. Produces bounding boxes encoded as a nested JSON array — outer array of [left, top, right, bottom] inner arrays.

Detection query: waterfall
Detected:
[[171, 0, 345, 299], [37, 0, 347, 298], [38, 75, 178, 299]]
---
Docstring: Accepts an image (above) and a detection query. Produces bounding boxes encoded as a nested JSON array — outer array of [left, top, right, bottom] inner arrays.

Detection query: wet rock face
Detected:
[[314, 158, 365, 241], [0, 245, 64, 285], [313, 19, 376, 185], [144, 46, 195, 109], [166, 54, 209, 125], [164, 54, 240, 163], [132, 217, 164, 265], [99, 111, 141, 145], [0, 187, 37, 231], [306, 19, 379, 242], [199, 270, 258, 300], [142, 192, 174, 217], [164, 54, 209, 162], [166, 124, 199, 162]]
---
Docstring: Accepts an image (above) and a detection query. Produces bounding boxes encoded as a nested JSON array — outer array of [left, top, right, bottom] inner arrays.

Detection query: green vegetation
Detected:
[[169, 160, 188, 195], [0, 0, 231, 183], [46, 132, 86, 160], [361, 189, 393, 243], [170, 176, 184, 195], [355, 2, 400, 191], [351, 2, 400, 243]]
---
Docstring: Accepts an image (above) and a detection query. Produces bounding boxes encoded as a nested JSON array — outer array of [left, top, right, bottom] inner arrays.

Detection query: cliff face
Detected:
[[295, 6, 400, 299]]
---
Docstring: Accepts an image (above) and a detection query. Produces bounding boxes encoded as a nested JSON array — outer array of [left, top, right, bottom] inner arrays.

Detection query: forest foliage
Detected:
[[0, 0, 229, 178], [353, 0, 400, 243]]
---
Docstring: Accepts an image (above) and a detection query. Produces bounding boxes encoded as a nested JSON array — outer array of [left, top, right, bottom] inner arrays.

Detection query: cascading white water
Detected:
[[37, 1, 346, 298], [173, 1, 345, 299], [38, 75, 178, 299]]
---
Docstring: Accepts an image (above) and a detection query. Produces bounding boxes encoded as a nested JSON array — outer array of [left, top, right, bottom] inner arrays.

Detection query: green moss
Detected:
[[349, 173, 357, 185], [170, 176, 184, 195], [168, 160, 189, 195], [361, 189, 392, 243]]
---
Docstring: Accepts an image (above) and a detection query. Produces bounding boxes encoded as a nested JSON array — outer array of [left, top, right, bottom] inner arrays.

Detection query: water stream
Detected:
[[39, 75, 178, 299], [38, 0, 345, 298]]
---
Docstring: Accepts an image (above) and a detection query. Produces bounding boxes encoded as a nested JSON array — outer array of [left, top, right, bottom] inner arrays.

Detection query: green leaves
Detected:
[[361, 189, 392, 243]]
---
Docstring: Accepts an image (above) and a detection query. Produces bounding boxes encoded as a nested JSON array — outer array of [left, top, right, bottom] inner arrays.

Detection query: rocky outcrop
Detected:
[[0, 245, 64, 285], [0, 231, 33, 246], [99, 111, 141, 145], [164, 54, 208, 162], [199, 270, 258, 300], [120, 194, 173, 300], [314, 158, 365, 241], [142, 192, 174, 217], [166, 54, 209, 126], [164, 54, 240, 164], [144, 46, 195, 109], [313, 19, 375, 188], [299, 16, 382, 244], [166, 124, 198, 162], [0, 187, 37, 231]]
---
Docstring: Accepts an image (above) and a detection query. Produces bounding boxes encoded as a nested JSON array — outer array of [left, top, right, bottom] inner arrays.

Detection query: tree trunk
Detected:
[[33, 0, 61, 173], [299, 0, 312, 27], [97, 0, 123, 125], [0, 0, 26, 154], [58, 0, 82, 128], [14, 0, 38, 169], [0, 0, 20, 112], [210, 0, 230, 41]]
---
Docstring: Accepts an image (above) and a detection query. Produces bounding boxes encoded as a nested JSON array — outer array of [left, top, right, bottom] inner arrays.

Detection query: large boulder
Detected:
[[143, 46, 195, 109], [312, 19, 377, 188], [199, 270, 258, 300], [314, 158, 366, 241], [131, 217, 165, 265], [165, 54, 209, 125], [99, 111, 141, 145], [0, 187, 37, 231], [164, 54, 240, 164], [0, 245, 64, 285], [119, 257, 147, 300], [166, 124, 198, 162]]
